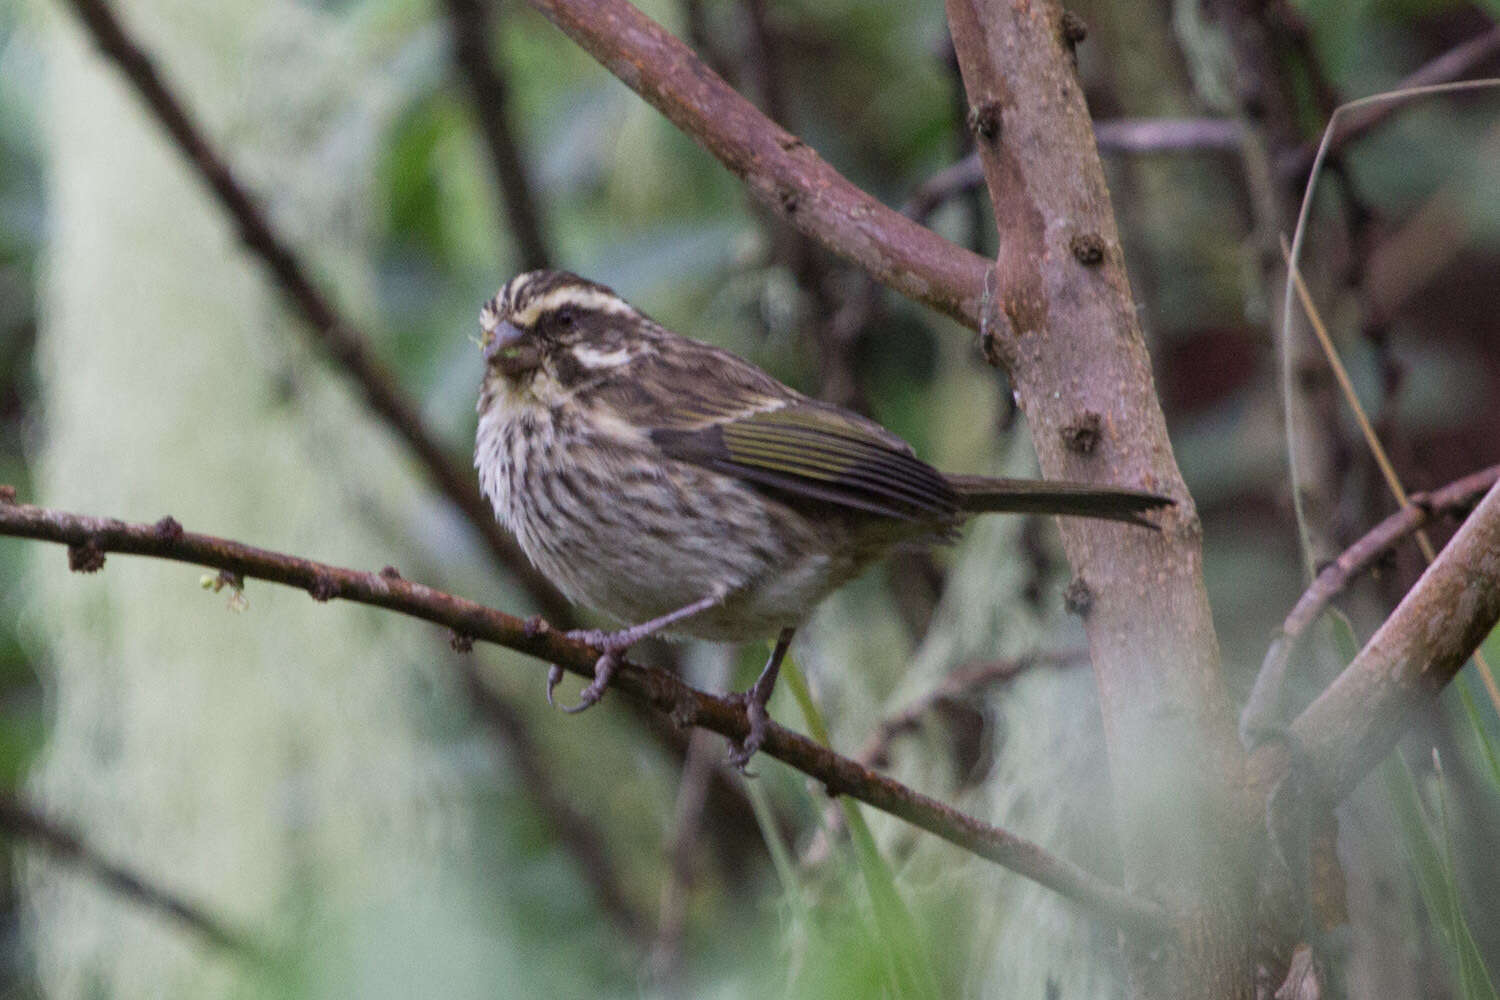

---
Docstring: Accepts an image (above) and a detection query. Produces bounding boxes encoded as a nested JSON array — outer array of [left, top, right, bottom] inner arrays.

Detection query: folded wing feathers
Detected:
[[650, 405, 959, 521]]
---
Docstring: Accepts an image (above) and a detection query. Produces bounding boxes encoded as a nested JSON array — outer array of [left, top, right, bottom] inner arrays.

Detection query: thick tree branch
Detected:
[[1243, 463, 1500, 740], [945, 0, 1250, 995], [443, 0, 555, 270], [1256, 476, 1500, 804], [519, 0, 992, 328], [59, 0, 571, 625], [0, 493, 1167, 937], [0, 795, 260, 957]]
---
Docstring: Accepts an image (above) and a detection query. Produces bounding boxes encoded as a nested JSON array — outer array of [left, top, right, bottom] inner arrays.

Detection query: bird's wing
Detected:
[[635, 349, 957, 521]]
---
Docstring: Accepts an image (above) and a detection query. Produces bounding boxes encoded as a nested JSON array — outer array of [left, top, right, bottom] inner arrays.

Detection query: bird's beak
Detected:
[[482, 319, 542, 376]]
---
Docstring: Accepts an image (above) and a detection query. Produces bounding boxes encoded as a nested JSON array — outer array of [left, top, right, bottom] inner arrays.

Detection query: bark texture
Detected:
[[943, 0, 1254, 995]]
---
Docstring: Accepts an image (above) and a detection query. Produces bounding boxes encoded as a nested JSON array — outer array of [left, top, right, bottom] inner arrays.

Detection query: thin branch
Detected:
[[1254, 475, 1500, 804], [458, 660, 651, 944], [0, 494, 1168, 937], [0, 794, 260, 957], [1243, 463, 1500, 742], [59, 0, 572, 625], [1279, 24, 1500, 180], [1094, 116, 1243, 154], [901, 118, 1242, 223], [857, 650, 1089, 770], [649, 726, 718, 983], [802, 649, 1088, 868], [443, 0, 554, 270], [520, 0, 992, 329]]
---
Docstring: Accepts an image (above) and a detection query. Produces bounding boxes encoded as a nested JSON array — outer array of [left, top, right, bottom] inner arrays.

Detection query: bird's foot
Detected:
[[545, 629, 629, 713], [726, 682, 774, 773]]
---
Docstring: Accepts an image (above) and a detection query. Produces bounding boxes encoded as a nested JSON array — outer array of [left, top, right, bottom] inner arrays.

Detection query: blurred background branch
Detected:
[[441, 0, 554, 271]]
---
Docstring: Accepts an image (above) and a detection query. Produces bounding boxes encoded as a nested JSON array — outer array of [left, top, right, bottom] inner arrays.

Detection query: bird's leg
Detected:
[[547, 592, 722, 713], [728, 626, 796, 770]]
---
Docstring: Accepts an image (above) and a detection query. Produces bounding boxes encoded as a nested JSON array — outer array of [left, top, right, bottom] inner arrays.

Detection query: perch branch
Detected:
[[0, 493, 1167, 937]]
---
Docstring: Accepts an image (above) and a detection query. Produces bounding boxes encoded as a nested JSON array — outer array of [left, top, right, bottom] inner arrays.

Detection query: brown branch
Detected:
[[519, 0, 992, 328], [0, 794, 261, 957], [458, 660, 651, 944], [1242, 463, 1500, 741], [1254, 475, 1500, 804], [945, 0, 1249, 993], [0, 493, 1168, 937], [443, 0, 555, 270], [1280, 24, 1500, 180], [59, 0, 572, 626]]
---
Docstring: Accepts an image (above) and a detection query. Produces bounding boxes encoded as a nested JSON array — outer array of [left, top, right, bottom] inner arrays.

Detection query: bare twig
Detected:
[[901, 118, 1242, 223], [0, 494, 1167, 937], [1280, 24, 1500, 180], [649, 726, 718, 982], [443, 0, 554, 270], [857, 650, 1090, 769], [802, 649, 1088, 868], [1251, 475, 1500, 804], [1243, 464, 1500, 742], [60, 0, 572, 625], [520, 0, 992, 328], [1095, 116, 1243, 154], [458, 660, 651, 944], [0, 795, 260, 957]]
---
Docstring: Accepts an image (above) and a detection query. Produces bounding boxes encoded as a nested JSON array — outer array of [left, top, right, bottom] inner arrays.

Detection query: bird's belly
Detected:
[[478, 412, 856, 640]]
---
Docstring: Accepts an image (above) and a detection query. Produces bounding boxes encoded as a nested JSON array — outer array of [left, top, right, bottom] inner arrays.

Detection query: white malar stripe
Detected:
[[515, 286, 637, 326], [570, 345, 635, 369]]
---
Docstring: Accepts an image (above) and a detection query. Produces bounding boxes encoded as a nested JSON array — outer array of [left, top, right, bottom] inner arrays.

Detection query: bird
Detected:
[[473, 269, 1173, 765]]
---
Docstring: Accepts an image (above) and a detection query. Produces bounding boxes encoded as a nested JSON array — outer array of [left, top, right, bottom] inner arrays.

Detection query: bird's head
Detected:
[[479, 270, 649, 401]]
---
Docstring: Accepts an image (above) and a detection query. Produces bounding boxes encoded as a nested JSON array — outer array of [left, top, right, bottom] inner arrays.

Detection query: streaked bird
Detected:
[[474, 270, 1172, 763]]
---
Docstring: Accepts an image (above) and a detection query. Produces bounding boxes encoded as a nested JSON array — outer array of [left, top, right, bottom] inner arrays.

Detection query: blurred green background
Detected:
[[0, 0, 1498, 996]]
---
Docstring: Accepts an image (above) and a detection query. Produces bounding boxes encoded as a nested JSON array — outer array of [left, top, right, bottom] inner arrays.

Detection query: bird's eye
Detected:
[[555, 307, 575, 327]]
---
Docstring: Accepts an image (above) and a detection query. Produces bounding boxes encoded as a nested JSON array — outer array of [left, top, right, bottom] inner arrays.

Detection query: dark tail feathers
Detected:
[[946, 475, 1174, 529]]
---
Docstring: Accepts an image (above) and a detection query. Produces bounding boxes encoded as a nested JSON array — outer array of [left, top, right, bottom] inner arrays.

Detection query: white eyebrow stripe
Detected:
[[570, 345, 635, 369], [501, 272, 536, 312], [514, 286, 637, 326]]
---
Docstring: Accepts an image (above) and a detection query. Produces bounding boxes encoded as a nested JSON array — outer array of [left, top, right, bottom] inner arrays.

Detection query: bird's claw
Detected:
[[726, 691, 772, 773], [546, 651, 621, 714]]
